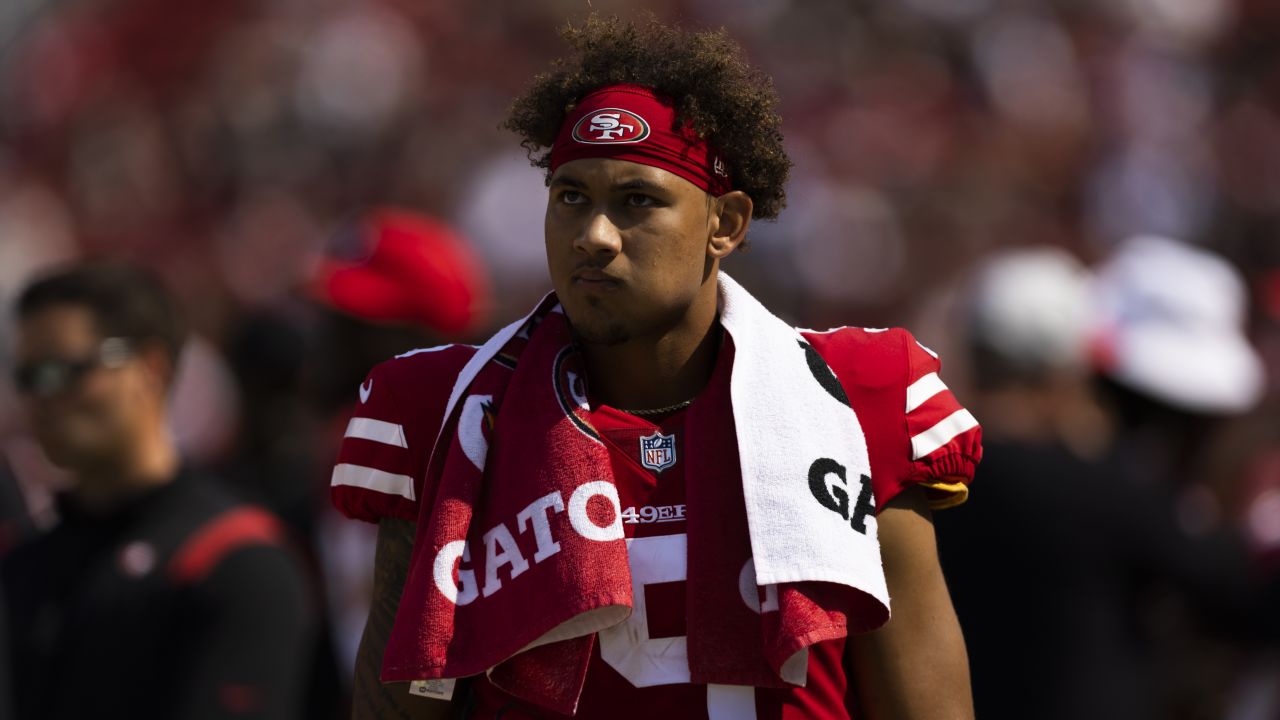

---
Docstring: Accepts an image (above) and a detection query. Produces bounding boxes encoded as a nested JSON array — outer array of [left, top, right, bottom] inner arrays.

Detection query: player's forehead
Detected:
[[549, 158, 704, 196]]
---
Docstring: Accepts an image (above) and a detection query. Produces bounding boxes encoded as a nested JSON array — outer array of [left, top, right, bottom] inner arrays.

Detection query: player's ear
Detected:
[[708, 191, 752, 259]]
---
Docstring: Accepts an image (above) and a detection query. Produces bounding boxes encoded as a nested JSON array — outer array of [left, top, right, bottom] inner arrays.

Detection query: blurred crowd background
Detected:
[[2, 0, 1280, 718]]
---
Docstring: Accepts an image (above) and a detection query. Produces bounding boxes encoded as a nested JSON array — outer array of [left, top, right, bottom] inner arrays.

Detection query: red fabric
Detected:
[[330, 323, 982, 718], [682, 352, 854, 686], [167, 507, 284, 584], [897, 332, 984, 498], [310, 208, 490, 335], [330, 344, 478, 523], [802, 328, 982, 503], [470, 371, 856, 719], [382, 302, 628, 714], [549, 84, 733, 196], [381, 300, 870, 714], [332, 329, 973, 525]]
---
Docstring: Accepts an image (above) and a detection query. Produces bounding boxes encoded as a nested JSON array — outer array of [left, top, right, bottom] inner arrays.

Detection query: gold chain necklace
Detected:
[[616, 397, 696, 416]]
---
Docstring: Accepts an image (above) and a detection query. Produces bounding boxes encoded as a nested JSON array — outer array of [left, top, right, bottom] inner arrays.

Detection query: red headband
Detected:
[[548, 84, 732, 196]]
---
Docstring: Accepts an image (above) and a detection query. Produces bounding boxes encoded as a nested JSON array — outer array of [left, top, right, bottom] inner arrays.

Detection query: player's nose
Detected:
[[574, 212, 622, 258]]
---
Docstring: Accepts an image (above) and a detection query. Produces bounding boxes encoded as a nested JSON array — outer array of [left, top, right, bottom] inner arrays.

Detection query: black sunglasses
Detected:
[[13, 338, 134, 397]]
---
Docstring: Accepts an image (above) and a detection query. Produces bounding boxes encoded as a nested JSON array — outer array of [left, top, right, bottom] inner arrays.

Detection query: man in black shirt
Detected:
[[2, 262, 312, 720]]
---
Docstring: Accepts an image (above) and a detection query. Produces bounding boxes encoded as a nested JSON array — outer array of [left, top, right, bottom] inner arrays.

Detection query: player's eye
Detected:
[[624, 193, 657, 208], [560, 190, 587, 205]]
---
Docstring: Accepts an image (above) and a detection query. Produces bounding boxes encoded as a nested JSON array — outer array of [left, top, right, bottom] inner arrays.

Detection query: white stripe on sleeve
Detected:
[[344, 417, 408, 448], [905, 372, 947, 413], [911, 409, 979, 460], [330, 463, 416, 500]]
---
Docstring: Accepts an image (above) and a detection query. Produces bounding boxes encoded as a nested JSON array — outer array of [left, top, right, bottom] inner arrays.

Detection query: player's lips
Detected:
[[571, 268, 623, 289]]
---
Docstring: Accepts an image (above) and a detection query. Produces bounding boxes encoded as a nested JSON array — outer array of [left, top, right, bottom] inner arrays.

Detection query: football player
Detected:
[[331, 16, 981, 720]]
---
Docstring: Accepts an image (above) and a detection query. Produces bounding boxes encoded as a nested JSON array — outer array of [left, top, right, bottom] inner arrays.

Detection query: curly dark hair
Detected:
[[503, 15, 791, 221]]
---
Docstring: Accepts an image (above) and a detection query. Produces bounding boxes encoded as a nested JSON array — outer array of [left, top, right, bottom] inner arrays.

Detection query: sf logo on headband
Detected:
[[572, 108, 651, 144]]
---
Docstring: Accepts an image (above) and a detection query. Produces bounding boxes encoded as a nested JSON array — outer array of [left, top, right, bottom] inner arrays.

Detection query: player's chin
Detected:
[[565, 306, 631, 347]]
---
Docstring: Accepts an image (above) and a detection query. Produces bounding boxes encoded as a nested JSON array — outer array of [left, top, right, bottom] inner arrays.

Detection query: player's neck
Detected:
[[580, 289, 721, 413]]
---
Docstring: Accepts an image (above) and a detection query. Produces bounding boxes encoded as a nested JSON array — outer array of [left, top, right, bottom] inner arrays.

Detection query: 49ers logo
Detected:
[[572, 108, 651, 144]]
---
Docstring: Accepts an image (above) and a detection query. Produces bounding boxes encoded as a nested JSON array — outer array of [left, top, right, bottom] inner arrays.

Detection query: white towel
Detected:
[[718, 273, 887, 606]]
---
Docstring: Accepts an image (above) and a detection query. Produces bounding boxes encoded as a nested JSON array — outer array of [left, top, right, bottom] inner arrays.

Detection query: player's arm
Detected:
[[352, 518, 458, 720], [846, 485, 973, 720]]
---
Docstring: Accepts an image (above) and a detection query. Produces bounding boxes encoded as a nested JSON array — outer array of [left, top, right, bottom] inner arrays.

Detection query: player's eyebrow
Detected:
[[550, 176, 585, 189], [613, 178, 663, 192], [547, 172, 675, 196], [549, 175, 667, 193]]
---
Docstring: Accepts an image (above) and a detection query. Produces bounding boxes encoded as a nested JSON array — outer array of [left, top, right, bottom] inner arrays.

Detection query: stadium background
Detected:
[[1, 0, 1279, 718]]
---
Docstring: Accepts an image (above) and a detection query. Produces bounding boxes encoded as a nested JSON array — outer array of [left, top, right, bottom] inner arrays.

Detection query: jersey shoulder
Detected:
[[799, 326, 981, 510], [331, 344, 478, 523], [369, 344, 480, 412], [359, 343, 481, 438], [799, 326, 924, 390]]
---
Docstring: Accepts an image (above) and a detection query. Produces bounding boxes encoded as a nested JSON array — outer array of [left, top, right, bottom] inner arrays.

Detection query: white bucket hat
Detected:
[[969, 247, 1094, 373], [1090, 235, 1265, 414]]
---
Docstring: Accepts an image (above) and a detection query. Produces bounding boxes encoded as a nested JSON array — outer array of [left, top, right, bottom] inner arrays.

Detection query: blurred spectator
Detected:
[[937, 244, 1280, 720], [0, 172, 81, 543], [1090, 235, 1264, 419], [1088, 236, 1279, 719], [1, 263, 313, 720]]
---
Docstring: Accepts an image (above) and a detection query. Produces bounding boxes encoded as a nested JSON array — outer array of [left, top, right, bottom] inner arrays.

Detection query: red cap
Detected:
[[309, 208, 490, 336]]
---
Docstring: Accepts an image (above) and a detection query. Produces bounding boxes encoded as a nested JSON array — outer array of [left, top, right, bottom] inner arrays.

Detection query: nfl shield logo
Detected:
[[639, 431, 677, 473]]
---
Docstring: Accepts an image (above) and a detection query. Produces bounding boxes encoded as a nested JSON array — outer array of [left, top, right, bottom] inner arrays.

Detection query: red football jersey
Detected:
[[331, 327, 981, 719]]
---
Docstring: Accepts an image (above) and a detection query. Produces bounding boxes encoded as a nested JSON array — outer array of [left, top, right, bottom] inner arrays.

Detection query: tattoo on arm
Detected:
[[352, 518, 452, 720]]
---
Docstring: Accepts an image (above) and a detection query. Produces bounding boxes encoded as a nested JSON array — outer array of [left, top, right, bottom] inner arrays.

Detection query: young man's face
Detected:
[[545, 158, 716, 346], [14, 304, 156, 471]]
